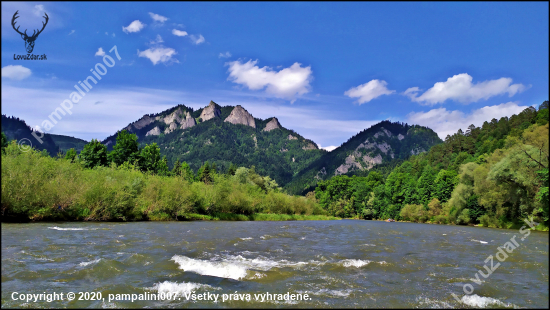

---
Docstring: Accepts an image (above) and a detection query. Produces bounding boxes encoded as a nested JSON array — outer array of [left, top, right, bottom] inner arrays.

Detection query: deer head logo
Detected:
[[11, 10, 49, 53]]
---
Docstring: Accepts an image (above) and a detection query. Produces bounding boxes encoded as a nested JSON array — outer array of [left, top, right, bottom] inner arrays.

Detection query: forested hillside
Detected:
[[285, 121, 442, 194], [314, 101, 549, 228], [48, 134, 88, 152], [1, 115, 59, 156], [102, 101, 326, 187]]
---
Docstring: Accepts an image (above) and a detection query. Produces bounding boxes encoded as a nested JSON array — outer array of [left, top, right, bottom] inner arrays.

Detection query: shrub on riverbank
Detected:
[[1, 141, 328, 222]]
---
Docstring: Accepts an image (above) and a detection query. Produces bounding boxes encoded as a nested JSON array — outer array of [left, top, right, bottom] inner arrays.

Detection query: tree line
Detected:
[[314, 102, 549, 229], [1, 130, 329, 222]]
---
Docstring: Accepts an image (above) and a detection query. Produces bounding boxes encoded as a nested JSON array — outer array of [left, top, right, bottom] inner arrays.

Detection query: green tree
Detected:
[[79, 139, 108, 169], [139, 143, 164, 174], [1, 132, 8, 152], [434, 169, 458, 202], [156, 156, 170, 176], [197, 161, 213, 184], [108, 130, 140, 166], [180, 162, 195, 182], [172, 159, 182, 176], [227, 163, 237, 176], [64, 148, 78, 163], [536, 168, 549, 223]]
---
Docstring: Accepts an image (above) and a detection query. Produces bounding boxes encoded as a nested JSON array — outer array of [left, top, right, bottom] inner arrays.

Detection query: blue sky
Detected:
[[2, 2, 548, 150]]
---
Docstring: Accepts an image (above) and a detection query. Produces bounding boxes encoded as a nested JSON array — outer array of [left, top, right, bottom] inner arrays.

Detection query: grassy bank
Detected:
[[373, 218, 549, 231], [177, 213, 339, 221], [1, 142, 328, 222]]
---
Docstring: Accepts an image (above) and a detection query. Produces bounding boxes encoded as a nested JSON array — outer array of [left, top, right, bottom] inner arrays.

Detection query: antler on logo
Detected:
[[12, 10, 49, 53]]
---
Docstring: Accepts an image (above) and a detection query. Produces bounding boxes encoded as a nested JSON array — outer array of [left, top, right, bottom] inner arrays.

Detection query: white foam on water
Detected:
[[48, 226, 87, 231], [172, 254, 315, 280], [461, 295, 515, 308], [471, 239, 488, 244], [363, 244, 376, 246], [224, 255, 308, 270], [79, 258, 101, 266], [171, 255, 248, 280], [239, 237, 253, 241], [149, 281, 217, 298], [341, 259, 371, 267], [251, 272, 266, 279]]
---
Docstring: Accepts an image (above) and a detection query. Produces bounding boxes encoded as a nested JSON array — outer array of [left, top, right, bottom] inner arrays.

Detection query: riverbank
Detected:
[[370, 218, 549, 231], [174, 213, 340, 221], [1, 213, 340, 223], [1, 143, 328, 223]]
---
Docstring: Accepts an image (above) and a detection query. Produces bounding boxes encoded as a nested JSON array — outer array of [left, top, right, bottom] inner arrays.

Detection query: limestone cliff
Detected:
[[262, 117, 281, 132], [146, 126, 161, 136], [224, 105, 256, 128], [164, 122, 178, 134], [199, 101, 221, 122], [158, 107, 184, 125], [124, 115, 155, 132], [302, 142, 317, 150], [180, 111, 196, 130]]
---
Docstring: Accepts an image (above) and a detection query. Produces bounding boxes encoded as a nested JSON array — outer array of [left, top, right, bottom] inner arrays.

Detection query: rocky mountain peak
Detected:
[[263, 117, 281, 132], [124, 115, 155, 132], [224, 105, 256, 128], [199, 101, 221, 122], [181, 111, 196, 130], [159, 107, 184, 125]]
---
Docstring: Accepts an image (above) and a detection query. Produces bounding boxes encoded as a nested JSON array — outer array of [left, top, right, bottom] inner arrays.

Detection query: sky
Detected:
[[1, 2, 548, 151]]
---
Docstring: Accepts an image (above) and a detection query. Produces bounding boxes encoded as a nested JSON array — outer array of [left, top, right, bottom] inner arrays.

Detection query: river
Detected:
[[1, 220, 548, 308]]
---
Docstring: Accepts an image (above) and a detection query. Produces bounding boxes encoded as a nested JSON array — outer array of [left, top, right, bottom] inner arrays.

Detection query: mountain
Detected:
[[3, 102, 443, 192], [102, 101, 327, 186], [48, 134, 88, 152], [1, 115, 60, 156], [284, 120, 443, 194]]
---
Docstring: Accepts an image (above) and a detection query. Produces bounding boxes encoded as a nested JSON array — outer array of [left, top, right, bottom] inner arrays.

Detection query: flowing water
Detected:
[[1, 220, 548, 308]]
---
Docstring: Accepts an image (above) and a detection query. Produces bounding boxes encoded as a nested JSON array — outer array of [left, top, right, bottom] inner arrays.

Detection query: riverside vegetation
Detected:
[[314, 102, 549, 230], [1, 101, 547, 229], [1, 130, 332, 222]]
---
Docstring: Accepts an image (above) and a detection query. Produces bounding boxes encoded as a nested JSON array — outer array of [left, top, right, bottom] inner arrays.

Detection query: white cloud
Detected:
[[226, 59, 313, 103], [406, 101, 529, 139], [33, 4, 45, 16], [150, 34, 163, 44], [149, 12, 168, 23], [68, 30, 75, 35], [189, 34, 205, 44], [405, 73, 528, 105], [219, 51, 232, 58], [122, 20, 145, 33], [344, 79, 395, 104], [2, 65, 31, 80], [317, 144, 337, 152], [137, 47, 177, 65], [95, 47, 105, 56], [172, 29, 188, 37], [112, 33, 115, 37], [105, 32, 109, 35]]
